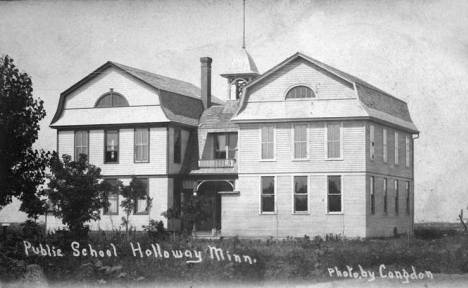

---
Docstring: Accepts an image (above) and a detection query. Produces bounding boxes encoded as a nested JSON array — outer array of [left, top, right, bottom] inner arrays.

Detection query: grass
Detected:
[[1, 223, 468, 286]]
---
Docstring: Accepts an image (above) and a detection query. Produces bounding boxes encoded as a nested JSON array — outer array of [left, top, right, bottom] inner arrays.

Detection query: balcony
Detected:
[[198, 159, 236, 168]]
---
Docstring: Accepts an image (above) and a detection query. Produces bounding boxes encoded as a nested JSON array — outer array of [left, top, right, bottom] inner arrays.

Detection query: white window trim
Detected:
[[370, 125, 375, 161], [405, 135, 410, 168], [259, 125, 276, 161], [283, 84, 317, 100], [383, 128, 388, 164], [326, 174, 344, 215], [325, 122, 344, 161], [291, 175, 310, 214], [259, 175, 277, 214], [291, 124, 309, 160], [134, 128, 150, 163], [394, 131, 399, 165]]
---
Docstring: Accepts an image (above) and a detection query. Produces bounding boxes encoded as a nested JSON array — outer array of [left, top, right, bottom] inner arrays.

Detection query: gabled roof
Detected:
[[51, 61, 223, 126], [233, 52, 419, 133]]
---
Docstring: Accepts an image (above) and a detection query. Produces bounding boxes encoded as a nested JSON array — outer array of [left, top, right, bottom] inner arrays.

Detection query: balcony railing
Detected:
[[198, 159, 236, 168]]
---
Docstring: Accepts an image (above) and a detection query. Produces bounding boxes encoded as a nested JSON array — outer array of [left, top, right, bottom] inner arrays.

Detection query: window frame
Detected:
[[325, 122, 343, 160], [214, 133, 238, 160], [292, 124, 308, 160], [394, 132, 399, 165], [173, 128, 182, 164], [395, 180, 399, 215], [326, 175, 343, 214], [383, 178, 388, 215], [134, 178, 150, 215], [95, 91, 129, 108], [370, 176, 375, 215], [104, 130, 119, 164], [103, 179, 119, 215], [370, 125, 375, 160], [260, 125, 276, 161], [406, 181, 410, 215], [292, 175, 309, 214], [134, 128, 150, 163], [285, 85, 315, 100], [259, 176, 276, 214], [383, 128, 388, 163], [74, 130, 89, 161], [405, 135, 410, 168]]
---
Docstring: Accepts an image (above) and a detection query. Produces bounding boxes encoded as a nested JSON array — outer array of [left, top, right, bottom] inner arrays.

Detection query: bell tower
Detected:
[[220, 0, 260, 100]]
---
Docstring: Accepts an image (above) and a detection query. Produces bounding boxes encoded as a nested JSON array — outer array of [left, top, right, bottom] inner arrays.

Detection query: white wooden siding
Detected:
[[64, 67, 160, 109], [238, 121, 365, 174], [57, 130, 74, 157], [222, 173, 366, 238], [247, 58, 356, 102]]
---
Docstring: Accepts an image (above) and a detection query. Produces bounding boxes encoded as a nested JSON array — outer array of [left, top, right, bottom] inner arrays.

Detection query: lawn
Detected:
[[1, 223, 467, 287]]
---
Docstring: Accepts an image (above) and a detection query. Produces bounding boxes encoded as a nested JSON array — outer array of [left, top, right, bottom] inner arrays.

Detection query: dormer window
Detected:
[[286, 86, 315, 99], [95, 89, 129, 107]]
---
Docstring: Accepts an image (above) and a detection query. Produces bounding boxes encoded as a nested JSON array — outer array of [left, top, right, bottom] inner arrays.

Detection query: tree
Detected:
[[120, 176, 152, 232], [44, 153, 114, 235], [162, 194, 209, 233], [0, 55, 51, 217]]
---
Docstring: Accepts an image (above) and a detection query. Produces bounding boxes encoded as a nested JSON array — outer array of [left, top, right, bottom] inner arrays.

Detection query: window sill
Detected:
[[134, 212, 149, 216], [134, 161, 150, 164], [292, 158, 309, 162], [325, 158, 344, 161], [259, 159, 277, 162], [259, 212, 277, 215], [292, 212, 310, 215], [104, 162, 119, 165], [326, 212, 344, 215]]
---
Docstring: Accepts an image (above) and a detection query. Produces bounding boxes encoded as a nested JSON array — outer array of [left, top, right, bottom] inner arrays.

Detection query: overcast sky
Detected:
[[1, 0, 467, 222]]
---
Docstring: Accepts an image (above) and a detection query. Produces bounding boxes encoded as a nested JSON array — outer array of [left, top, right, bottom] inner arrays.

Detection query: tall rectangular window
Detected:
[[327, 123, 341, 159], [327, 176, 342, 213], [74, 131, 88, 161], [370, 176, 375, 214], [293, 176, 308, 213], [104, 179, 118, 215], [406, 136, 410, 167], [394, 132, 399, 165], [383, 178, 388, 214], [370, 125, 375, 160], [215, 133, 238, 159], [261, 126, 274, 160], [395, 180, 399, 215], [406, 181, 410, 215], [105, 130, 119, 163], [261, 176, 275, 213], [134, 178, 149, 215], [135, 129, 149, 163], [383, 129, 388, 163], [293, 125, 307, 159], [174, 128, 182, 164]]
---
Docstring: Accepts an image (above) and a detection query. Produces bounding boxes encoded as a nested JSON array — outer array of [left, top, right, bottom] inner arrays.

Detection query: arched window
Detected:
[[95, 90, 129, 107], [285, 86, 315, 99]]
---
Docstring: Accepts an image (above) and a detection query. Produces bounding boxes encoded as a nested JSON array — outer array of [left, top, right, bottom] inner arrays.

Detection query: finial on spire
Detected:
[[242, 0, 246, 49]]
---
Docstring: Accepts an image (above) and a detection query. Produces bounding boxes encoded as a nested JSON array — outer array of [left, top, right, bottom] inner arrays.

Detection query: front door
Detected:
[[196, 181, 232, 231]]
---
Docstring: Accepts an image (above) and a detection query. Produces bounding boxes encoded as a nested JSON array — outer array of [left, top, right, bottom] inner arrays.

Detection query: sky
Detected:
[[1, 0, 467, 222]]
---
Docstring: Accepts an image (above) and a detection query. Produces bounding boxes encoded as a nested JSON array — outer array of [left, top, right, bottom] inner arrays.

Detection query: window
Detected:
[[406, 181, 410, 215], [327, 176, 342, 213], [370, 125, 375, 160], [134, 179, 149, 215], [174, 128, 181, 164], [327, 123, 341, 159], [215, 133, 238, 159], [395, 180, 399, 215], [383, 129, 388, 163], [293, 176, 308, 213], [383, 178, 388, 214], [293, 125, 307, 159], [135, 129, 149, 163], [261, 176, 275, 213], [95, 91, 129, 107], [370, 176, 375, 214], [406, 136, 410, 167], [74, 131, 88, 160], [261, 126, 274, 160], [105, 130, 119, 163], [394, 132, 399, 165], [286, 86, 314, 99], [104, 179, 118, 215]]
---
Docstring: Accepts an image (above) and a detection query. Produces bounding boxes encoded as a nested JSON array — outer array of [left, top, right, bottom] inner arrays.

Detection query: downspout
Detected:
[[411, 133, 420, 235]]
